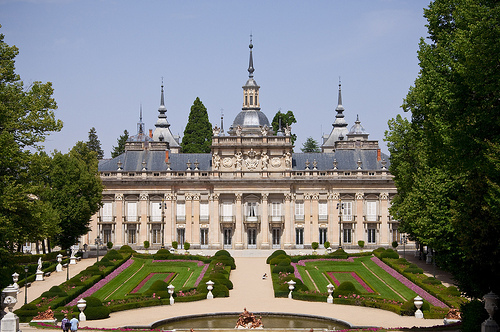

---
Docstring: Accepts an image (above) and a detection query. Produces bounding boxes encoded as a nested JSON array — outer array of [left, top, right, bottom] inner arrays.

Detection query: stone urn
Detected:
[[482, 291, 499, 332], [327, 283, 334, 304], [206, 280, 214, 300], [287, 280, 296, 299], [77, 298, 86, 322], [414, 296, 424, 319], [11, 273, 19, 290], [56, 254, 63, 272], [167, 284, 175, 305], [2, 284, 20, 332]]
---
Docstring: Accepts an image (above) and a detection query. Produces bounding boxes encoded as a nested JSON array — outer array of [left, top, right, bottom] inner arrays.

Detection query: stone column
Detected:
[[355, 193, 364, 243], [114, 194, 124, 246], [311, 193, 319, 245], [380, 193, 389, 245], [185, 194, 193, 247], [328, 193, 336, 248], [165, 193, 174, 246], [139, 193, 148, 246], [192, 194, 200, 247], [261, 193, 269, 249], [304, 194, 312, 245], [209, 194, 221, 249], [234, 193, 243, 249], [284, 193, 292, 249]]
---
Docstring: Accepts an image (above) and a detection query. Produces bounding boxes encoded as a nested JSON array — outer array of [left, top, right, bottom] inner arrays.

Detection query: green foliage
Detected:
[[183, 242, 190, 250], [86, 127, 104, 160], [358, 240, 365, 248], [385, 0, 500, 299], [171, 241, 178, 249], [111, 130, 129, 158], [107, 241, 113, 249], [444, 286, 461, 297], [266, 249, 288, 264], [329, 248, 348, 259], [392, 241, 399, 248], [41, 285, 67, 297], [269, 254, 290, 266], [214, 249, 231, 257], [153, 249, 171, 260], [380, 249, 399, 259], [143, 241, 150, 249], [118, 245, 134, 253], [301, 137, 321, 153], [271, 110, 297, 144], [311, 242, 319, 250], [83, 296, 110, 320], [104, 249, 122, 260], [181, 97, 212, 153], [460, 299, 489, 332], [323, 241, 330, 249], [422, 277, 442, 285], [333, 281, 360, 297]]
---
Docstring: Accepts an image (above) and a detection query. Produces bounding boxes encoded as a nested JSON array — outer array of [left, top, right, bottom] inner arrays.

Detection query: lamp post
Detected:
[[95, 236, 102, 262], [400, 234, 407, 259], [336, 200, 344, 249], [160, 199, 167, 249], [66, 248, 70, 281], [24, 265, 28, 305]]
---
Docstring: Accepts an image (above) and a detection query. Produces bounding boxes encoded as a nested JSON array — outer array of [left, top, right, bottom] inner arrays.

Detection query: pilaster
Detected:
[[261, 193, 269, 249], [235, 193, 243, 249]]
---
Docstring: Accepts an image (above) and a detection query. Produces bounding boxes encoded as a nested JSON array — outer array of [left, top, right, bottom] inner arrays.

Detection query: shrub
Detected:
[[154, 248, 171, 260], [358, 240, 365, 249], [85, 306, 110, 320], [183, 242, 190, 251], [41, 285, 67, 297], [396, 258, 409, 264], [444, 286, 461, 296], [118, 245, 134, 253], [104, 249, 123, 260], [404, 266, 424, 274], [324, 241, 330, 249], [266, 250, 288, 263], [380, 248, 399, 259], [83, 296, 103, 307], [107, 242, 113, 249], [212, 284, 229, 297], [171, 241, 178, 249], [461, 299, 489, 332], [329, 248, 348, 259], [272, 264, 294, 274], [212, 256, 236, 270], [333, 281, 360, 297], [214, 249, 231, 257], [422, 277, 442, 285], [392, 240, 399, 248], [269, 254, 290, 265], [311, 242, 319, 250], [143, 241, 150, 249]]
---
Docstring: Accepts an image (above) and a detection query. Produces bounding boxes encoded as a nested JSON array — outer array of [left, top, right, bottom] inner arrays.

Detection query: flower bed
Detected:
[[193, 263, 209, 287], [130, 272, 175, 294], [370, 257, 447, 308], [152, 259, 205, 266], [326, 271, 374, 293], [67, 258, 134, 306]]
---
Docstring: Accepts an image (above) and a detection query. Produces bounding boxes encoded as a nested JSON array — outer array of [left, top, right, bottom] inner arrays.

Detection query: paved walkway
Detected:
[[19, 250, 451, 331]]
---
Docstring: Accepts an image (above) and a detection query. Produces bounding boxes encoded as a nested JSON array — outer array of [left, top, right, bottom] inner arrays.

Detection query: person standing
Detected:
[[61, 314, 70, 332], [69, 315, 79, 332]]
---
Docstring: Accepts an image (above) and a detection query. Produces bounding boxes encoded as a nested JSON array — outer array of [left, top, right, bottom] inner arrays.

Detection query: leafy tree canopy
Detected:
[[181, 97, 212, 153], [111, 129, 129, 158], [86, 127, 104, 159], [301, 137, 321, 153], [271, 110, 297, 144], [385, 0, 500, 299]]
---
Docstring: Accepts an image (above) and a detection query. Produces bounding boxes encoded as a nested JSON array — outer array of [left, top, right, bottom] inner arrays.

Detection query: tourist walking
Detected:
[[61, 314, 70, 332], [70, 315, 79, 332]]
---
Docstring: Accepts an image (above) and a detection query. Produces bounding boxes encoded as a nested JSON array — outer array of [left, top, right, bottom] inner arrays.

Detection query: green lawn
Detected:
[[92, 258, 206, 301], [299, 256, 418, 302]]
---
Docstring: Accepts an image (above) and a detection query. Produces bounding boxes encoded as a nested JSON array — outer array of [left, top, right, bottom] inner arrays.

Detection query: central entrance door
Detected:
[[247, 228, 257, 249], [223, 228, 232, 249], [272, 228, 281, 249]]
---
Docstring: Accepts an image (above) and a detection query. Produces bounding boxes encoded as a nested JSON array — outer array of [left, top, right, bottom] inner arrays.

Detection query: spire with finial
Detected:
[[220, 108, 224, 135], [248, 34, 255, 78], [137, 103, 144, 134]]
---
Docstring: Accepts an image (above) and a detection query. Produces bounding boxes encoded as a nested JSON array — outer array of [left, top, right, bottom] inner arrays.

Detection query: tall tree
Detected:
[[87, 127, 104, 159], [181, 97, 212, 153], [111, 129, 129, 158], [0, 26, 62, 288], [385, 0, 500, 301], [48, 142, 103, 249], [301, 137, 321, 153], [271, 110, 297, 144]]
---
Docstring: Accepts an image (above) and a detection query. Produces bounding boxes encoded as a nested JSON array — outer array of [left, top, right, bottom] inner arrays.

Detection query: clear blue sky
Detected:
[[1, 0, 429, 156]]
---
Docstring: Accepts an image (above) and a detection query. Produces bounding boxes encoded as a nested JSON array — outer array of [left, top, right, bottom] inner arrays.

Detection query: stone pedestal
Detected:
[[1, 285, 19, 332], [206, 280, 214, 300], [414, 296, 424, 319], [0, 312, 19, 332], [35, 271, 44, 282], [56, 254, 63, 272]]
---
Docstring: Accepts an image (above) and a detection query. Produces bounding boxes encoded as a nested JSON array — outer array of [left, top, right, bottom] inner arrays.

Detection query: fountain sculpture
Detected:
[[235, 308, 264, 329]]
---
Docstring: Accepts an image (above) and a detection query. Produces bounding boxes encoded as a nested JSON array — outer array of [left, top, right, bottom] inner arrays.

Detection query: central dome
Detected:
[[232, 109, 270, 128]]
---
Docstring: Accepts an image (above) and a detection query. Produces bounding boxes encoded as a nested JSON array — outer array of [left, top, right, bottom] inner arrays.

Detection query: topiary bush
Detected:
[[400, 299, 430, 316], [422, 277, 442, 285], [333, 281, 360, 297], [144, 280, 170, 299], [212, 284, 229, 297], [154, 248, 171, 260], [392, 240, 399, 248], [104, 249, 123, 260], [329, 248, 348, 259], [380, 248, 399, 259], [404, 264, 424, 274], [269, 254, 291, 266], [107, 241, 113, 249], [214, 249, 231, 257], [83, 296, 110, 320], [311, 242, 319, 251], [272, 264, 294, 274], [444, 286, 461, 296], [41, 285, 67, 297], [118, 245, 135, 253], [324, 241, 330, 249], [183, 242, 190, 251], [171, 241, 178, 249], [358, 240, 365, 249], [266, 250, 288, 263]]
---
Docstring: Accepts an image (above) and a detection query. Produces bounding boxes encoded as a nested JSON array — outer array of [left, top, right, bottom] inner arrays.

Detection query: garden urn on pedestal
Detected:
[[287, 280, 296, 299], [56, 254, 63, 272], [11, 273, 19, 291], [414, 296, 424, 319], [482, 291, 499, 332], [168, 284, 175, 305], [77, 298, 86, 322], [327, 283, 334, 304], [206, 280, 214, 300], [1, 284, 20, 332], [70, 248, 77, 265]]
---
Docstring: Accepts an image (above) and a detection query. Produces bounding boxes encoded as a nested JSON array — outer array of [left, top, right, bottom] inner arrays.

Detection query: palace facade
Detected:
[[83, 42, 398, 250]]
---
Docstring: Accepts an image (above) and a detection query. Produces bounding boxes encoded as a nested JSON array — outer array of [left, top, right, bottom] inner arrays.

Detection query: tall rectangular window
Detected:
[[127, 225, 136, 244], [296, 228, 304, 245], [177, 228, 185, 246], [176, 202, 186, 221], [222, 202, 233, 222], [318, 202, 328, 221], [200, 228, 209, 246], [368, 227, 376, 244], [102, 202, 113, 222], [127, 202, 137, 222], [343, 228, 352, 243], [366, 201, 377, 221], [200, 203, 209, 221], [319, 228, 327, 245], [271, 202, 281, 216], [150, 202, 162, 222], [152, 226, 161, 244], [295, 202, 304, 220], [343, 201, 353, 221], [103, 226, 112, 243]]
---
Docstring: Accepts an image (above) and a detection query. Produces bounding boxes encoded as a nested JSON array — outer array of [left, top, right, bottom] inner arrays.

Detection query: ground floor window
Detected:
[[272, 228, 281, 248], [392, 225, 399, 242], [367, 227, 376, 244], [247, 228, 257, 248], [152, 226, 161, 244], [223, 228, 232, 248], [343, 228, 352, 244], [296, 228, 304, 245], [127, 225, 136, 244], [319, 228, 327, 245], [103, 226, 112, 244], [177, 228, 185, 246], [200, 228, 209, 246]]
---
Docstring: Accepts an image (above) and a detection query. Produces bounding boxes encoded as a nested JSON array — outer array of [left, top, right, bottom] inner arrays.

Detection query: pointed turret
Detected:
[[321, 81, 350, 152], [152, 82, 181, 152]]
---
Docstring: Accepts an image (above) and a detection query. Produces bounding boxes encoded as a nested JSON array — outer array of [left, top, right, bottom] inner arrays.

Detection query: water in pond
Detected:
[[155, 314, 350, 330]]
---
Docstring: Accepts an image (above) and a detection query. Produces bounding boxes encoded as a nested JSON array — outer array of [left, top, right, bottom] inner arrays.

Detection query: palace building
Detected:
[[84, 41, 398, 251]]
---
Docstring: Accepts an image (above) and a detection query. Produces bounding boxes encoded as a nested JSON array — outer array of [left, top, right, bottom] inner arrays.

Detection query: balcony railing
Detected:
[[364, 215, 381, 222], [244, 215, 260, 223], [294, 215, 305, 221], [200, 215, 210, 222], [176, 215, 186, 223], [269, 215, 284, 222], [98, 216, 115, 223], [123, 216, 140, 223], [318, 215, 328, 221], [148, 216, 162, 223], [220, 215, 235, 223]]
